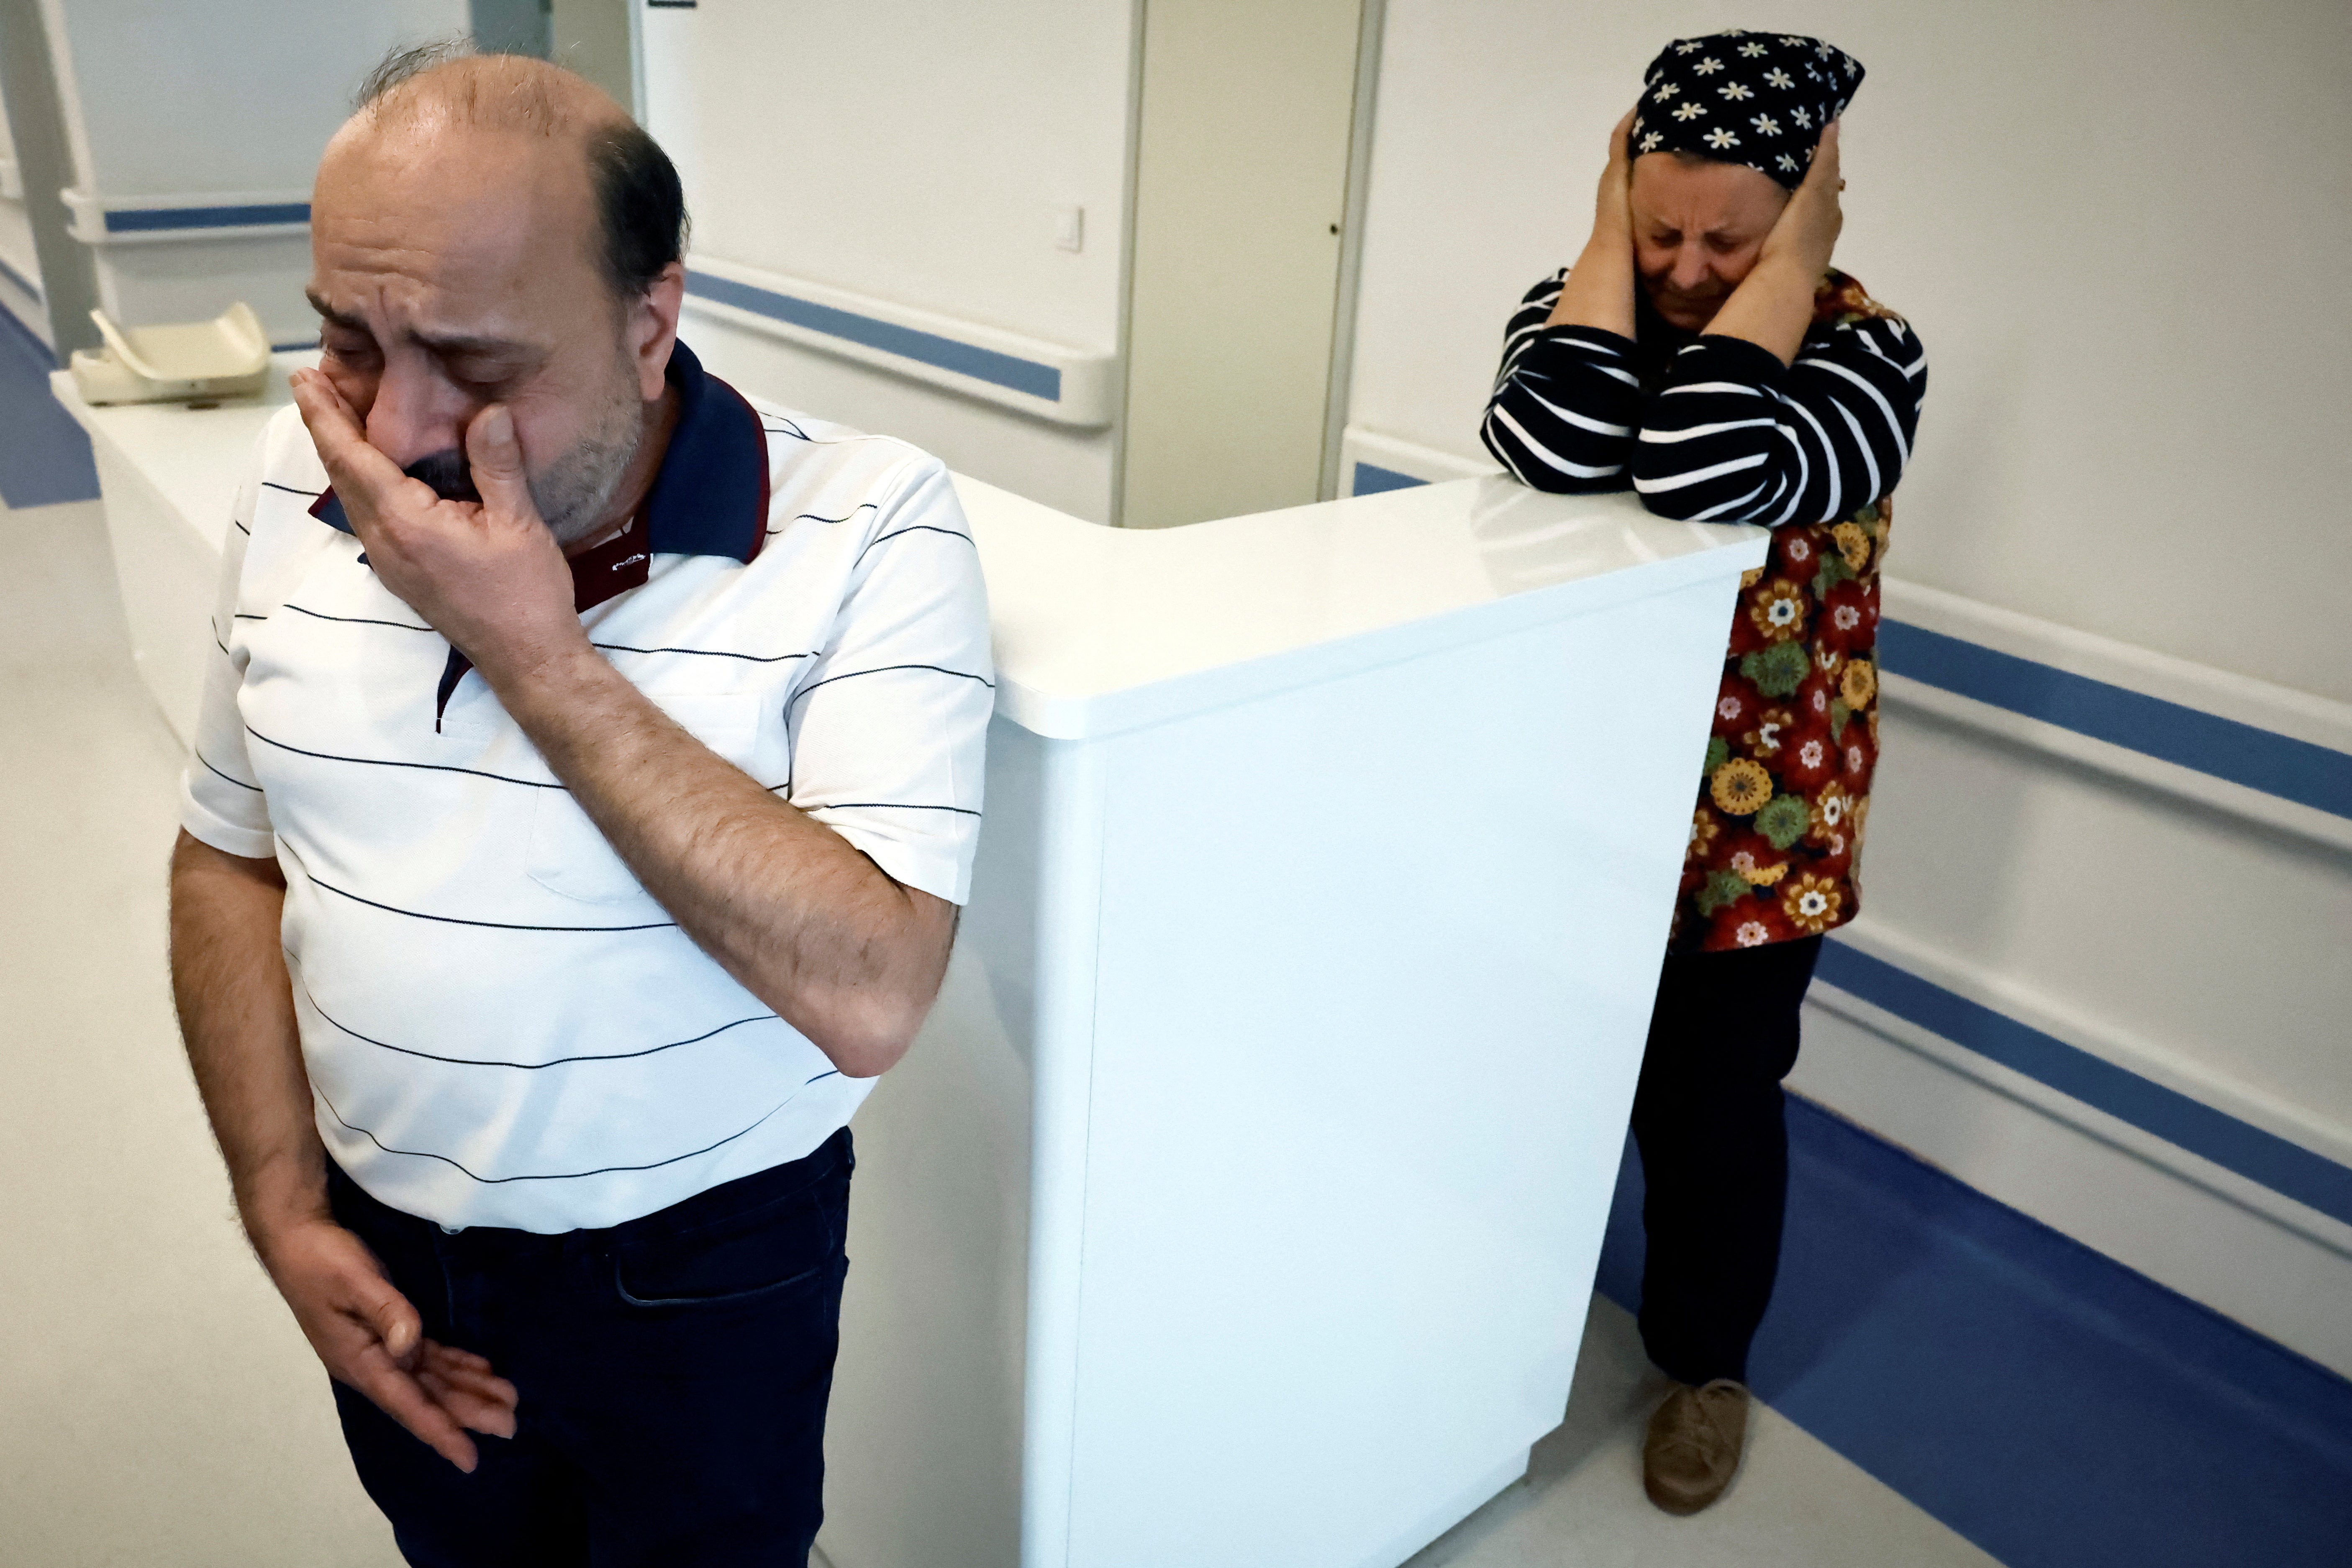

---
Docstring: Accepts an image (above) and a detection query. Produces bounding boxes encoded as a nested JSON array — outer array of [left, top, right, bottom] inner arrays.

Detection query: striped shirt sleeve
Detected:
[[1631, 315, 1927, 526], [787, 454, 994, 906], [1479, 269, 1642, 492], [179, 438, 277, 859]]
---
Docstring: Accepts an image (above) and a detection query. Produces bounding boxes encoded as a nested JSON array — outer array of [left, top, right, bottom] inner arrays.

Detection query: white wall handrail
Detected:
[[60, 187, 313, 246], [1339, 425, 1500, 496], [1334, 427, 2352, 849], [1880, 578, 2352, 852], [1882, 578, 2352, 755], [681, 254, 1117, 430], [1814, 917, 2352, 1260]]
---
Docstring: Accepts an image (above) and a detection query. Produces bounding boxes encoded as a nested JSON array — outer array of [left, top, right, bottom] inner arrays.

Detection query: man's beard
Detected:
[[400, 357, 646, 548]]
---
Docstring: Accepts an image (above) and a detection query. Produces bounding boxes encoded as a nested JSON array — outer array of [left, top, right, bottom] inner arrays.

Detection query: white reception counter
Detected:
[[57, 361, 1766, 1568]]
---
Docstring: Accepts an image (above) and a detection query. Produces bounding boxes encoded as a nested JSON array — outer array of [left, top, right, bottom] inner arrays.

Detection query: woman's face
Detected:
[[1629, 154, 1792, 331]]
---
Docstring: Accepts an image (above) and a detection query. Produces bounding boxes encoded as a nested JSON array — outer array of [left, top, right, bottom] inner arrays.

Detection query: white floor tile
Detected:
[[0, 500, 403, 1567], [1402, 1297, 2001, 1568]]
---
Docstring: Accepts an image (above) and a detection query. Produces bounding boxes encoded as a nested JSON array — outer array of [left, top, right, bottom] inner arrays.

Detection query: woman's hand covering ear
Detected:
[[1592, 109, 1637, 242], [1761, 120, 1844, 283], [1544, 110, 1642, 338]]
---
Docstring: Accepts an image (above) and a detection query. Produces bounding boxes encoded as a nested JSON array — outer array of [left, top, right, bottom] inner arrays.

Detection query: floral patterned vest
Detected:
[[1672, 271, 1900, 953]]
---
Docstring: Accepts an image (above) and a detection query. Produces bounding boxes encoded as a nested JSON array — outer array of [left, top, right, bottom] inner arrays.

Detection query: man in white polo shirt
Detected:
[[166, 46, 989, 1564]]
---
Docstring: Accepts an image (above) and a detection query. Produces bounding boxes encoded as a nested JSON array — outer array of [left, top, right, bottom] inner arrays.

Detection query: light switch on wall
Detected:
[[1055, 205, 1085, 253]]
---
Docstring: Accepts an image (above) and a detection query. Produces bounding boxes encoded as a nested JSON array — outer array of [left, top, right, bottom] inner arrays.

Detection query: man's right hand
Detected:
[[258, 1216, 520, 1472], [169, 837, 517, 1472]]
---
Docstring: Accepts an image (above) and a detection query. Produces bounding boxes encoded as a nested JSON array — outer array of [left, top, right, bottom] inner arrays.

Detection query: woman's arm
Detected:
[[1480, 278, 1644, 492], [1547, 110, 1638, 339], [1702, 123, 1844, 366], [1480, 113, 1644, 493], [1629, 315, 1926, 525], [1630, 122, 1926, 525]]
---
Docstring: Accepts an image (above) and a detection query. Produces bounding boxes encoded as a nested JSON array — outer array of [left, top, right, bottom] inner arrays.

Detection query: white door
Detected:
[[1119, 0, 1369, 530]]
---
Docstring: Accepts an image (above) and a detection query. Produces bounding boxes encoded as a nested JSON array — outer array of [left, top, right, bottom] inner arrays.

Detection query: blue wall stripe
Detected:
[[1816, 939, 2352, 1226], [684, 270, 1061, 402], [1351, 461, 1428, 496], [103, 202, 311, 233], [0, 253, 41, 301], [1879, 619, 2352, 819], [1334, 470, 2352, 820]]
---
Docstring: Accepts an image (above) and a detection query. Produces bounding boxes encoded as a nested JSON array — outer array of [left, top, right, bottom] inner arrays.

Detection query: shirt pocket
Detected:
[[526, 692, 765, 905]]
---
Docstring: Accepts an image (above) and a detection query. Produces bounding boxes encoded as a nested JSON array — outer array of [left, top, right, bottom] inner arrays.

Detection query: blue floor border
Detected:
[[1595, 1096, 2352, 1568], [0, 301, 100, 509]]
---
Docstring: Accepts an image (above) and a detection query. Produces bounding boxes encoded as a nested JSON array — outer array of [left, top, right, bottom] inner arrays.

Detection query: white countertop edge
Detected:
[[51, 370, 253, 560], [995, 533, 1766, 741], [51, 362, 1769, 746]]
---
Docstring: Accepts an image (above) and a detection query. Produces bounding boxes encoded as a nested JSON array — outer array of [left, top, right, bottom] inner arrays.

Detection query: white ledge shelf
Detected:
[[682, 253, 1117, 429]]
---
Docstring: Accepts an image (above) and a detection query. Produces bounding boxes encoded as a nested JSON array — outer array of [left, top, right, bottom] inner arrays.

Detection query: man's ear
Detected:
[[629, 261, 687, 402]]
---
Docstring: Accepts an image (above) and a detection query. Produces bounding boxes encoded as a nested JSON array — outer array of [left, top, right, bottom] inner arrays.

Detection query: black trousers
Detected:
[[1629, 934, 1822, 1388], [326, 1130, 853, 1568]]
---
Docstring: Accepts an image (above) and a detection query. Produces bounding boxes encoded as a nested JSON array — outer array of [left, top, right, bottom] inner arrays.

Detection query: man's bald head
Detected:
[[328, 43, 687, 303], [355, 44, 616, 138]]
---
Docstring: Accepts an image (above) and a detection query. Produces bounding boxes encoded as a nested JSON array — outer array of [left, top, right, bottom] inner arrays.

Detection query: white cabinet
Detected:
[[825, 477, 1763, 1568]]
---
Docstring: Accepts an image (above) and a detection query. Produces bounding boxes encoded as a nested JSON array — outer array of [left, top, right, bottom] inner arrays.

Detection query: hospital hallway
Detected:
[[0, 98, 2342, 1568], [8, 266, 2352, 1558], [0, 482, 1996, 1563]]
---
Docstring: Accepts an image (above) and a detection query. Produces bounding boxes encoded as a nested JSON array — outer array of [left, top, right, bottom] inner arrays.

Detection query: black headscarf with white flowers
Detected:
[[1632, 30, 1863, 190]]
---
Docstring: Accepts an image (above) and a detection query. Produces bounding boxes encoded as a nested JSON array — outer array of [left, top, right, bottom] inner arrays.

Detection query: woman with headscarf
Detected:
[[1481, 30, 1926, 1516]]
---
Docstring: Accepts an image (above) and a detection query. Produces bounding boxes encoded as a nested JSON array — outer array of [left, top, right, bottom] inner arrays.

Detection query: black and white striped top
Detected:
[[1480, 268, 1926, 525], [180, 347, 992, 1233]]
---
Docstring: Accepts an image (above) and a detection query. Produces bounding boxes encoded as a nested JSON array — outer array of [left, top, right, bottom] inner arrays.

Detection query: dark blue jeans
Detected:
[[325, 1129, 853, 1567]]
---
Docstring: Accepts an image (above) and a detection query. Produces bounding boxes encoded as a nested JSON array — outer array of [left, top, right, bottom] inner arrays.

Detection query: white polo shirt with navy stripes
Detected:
[[179, 341, 993, 1234]]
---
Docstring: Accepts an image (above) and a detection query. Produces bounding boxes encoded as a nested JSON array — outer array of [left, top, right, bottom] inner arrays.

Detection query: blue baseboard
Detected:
[[0, 304, 99, 509], [1350, 461, 1429, 496], [1596, 1094, 2352, 1566]]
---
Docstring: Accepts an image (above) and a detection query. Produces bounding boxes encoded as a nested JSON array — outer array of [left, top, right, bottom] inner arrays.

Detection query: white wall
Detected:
[[44, 0, 459, 200], [38, 0, 464, 339], [1803, 590, 2352, 1375], [1344, 0, 2352, 1375], [1348, 0, 2352, 705], [641, 1, 1136, 523]]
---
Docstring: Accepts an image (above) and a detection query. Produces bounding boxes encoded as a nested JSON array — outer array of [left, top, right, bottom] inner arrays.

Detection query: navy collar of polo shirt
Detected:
[[305, 340, 772, 730], [310, 339, 772, 568]]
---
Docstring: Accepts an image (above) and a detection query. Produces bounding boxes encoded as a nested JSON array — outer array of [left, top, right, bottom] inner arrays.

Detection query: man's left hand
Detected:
[[289, 371, 586, 687]]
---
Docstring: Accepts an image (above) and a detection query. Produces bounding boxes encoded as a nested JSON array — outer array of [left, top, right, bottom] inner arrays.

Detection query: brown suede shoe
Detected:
[[1642, 1379, 1751, 1515]]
